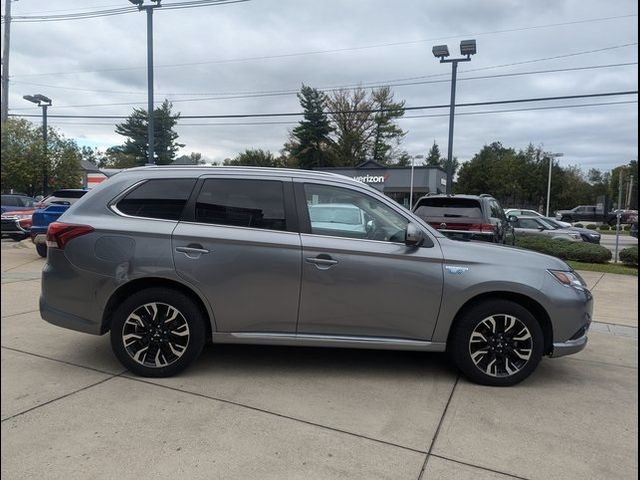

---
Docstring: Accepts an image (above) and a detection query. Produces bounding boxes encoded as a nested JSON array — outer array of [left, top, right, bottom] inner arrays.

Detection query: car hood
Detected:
[[437, 236, 570, 271]]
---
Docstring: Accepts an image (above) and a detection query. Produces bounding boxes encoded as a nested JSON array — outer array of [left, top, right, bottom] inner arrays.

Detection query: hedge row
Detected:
[[515, 236, 612, 263], [619, 246, 638, 266]]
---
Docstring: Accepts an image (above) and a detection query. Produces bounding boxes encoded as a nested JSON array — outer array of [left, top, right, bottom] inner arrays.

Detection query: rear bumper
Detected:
[[40, 295, 103, 335]]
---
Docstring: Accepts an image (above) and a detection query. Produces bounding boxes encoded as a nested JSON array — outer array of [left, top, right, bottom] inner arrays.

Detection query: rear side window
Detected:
[[116, 179, 196, 220], [2, 196, 19, 207], [51, 190, 86, 199], [414, 198, 483, 219], [194, 179, 287, 231], [489, 200, 505, 220]]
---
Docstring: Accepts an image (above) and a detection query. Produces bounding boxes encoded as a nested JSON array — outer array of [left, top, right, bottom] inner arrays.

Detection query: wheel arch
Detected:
[[447, 291, 553, 355], [101, 277, 214, 341]]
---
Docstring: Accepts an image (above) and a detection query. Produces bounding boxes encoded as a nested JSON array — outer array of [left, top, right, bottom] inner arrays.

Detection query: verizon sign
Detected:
[[352, 174, 388, 184]]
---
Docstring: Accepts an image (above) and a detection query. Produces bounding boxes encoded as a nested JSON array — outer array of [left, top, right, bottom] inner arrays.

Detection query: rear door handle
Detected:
[[305, 255, 338, 269], [175, 245, 210, 258]]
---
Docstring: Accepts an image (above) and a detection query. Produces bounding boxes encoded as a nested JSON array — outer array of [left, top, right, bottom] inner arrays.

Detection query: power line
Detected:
[[8, 91, 638, 120], [33, 100, 640, 127], [5, 0, 249, 23], [10, 61, 638, 110], [9, 29, 638, 77]]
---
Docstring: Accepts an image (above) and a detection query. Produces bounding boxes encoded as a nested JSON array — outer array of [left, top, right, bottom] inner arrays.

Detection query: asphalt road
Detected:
[[599, 233, 638, 260]]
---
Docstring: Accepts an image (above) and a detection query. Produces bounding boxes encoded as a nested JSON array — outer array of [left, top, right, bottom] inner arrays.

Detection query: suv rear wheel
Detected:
[[110, 287, 206, 377], [449, 299, 544, 386]]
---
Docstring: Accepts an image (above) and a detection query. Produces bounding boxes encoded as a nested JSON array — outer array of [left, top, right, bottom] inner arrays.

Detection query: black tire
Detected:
[[449, 299, 544, 386], [560, 216, 572, 223], [35, 243, 47, 258], [110, 287, 207, 377]]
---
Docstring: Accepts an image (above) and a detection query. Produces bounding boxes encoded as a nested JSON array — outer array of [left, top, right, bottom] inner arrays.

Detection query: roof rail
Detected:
[[479, 193, 493, 198]]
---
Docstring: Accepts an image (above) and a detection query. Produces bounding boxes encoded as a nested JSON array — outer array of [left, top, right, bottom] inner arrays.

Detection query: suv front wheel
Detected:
[[449, 300, 544, 386], [110, 287, 206, 377]]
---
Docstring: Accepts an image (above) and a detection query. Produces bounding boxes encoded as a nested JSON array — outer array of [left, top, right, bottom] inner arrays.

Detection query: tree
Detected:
[[224, 149, 284, 167], [370, 86, 406, 164], [114, 99, 184, 165], [425, 141, 443, 166], [285, 85, 334, 169], [326, 87, 375, 166], [1, 118, 81, 195]]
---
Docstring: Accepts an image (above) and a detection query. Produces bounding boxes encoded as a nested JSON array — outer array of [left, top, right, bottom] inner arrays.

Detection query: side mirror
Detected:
[[508, 215, 518, 223], [538, 226, 545, 231], [405, 222, 425, 247]]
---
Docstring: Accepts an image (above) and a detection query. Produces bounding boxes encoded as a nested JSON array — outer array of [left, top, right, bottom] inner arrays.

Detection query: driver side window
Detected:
[[303, 183, 408, 243]]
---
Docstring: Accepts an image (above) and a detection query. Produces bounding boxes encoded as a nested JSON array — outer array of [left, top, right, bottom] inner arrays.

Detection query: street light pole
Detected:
[[130, 0, 162, 165], [545, 153, 564, 217], [433, 40, 477, 194], [23, 94, 52, 196], [409, 156, 415, 209]]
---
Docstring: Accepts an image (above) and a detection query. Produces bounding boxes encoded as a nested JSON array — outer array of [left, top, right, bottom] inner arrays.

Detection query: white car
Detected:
[[505, 208, 572, 228]]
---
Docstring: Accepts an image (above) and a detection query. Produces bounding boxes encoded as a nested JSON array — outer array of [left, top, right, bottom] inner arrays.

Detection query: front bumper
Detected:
[[1, 217, 29, 235], [551, 333, 588, 358]]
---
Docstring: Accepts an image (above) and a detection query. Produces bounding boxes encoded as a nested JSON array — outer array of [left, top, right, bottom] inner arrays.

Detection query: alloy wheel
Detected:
[[468, 314, 533, 377], [122, 302, 190, 368]]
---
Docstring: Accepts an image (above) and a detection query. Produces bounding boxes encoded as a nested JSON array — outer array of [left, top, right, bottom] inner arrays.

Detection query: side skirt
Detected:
[[211, 332, 447, 352]]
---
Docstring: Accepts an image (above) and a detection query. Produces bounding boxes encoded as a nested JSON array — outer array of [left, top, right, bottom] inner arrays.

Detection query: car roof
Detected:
[[416, 194, 491, 201], [116, 165, 365, 187]]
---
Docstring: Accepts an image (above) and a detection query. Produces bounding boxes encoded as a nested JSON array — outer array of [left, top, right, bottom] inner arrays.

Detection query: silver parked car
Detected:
[[40, 167, 593, 386], [512, 216, 583, 242]]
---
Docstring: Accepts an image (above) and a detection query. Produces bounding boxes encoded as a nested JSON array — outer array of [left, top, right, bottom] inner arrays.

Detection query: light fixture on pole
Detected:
[[23, 94, 52, 195], [433, 39, 477, 194], [129, 0, 162, 165], [545, 153, 564, 217]]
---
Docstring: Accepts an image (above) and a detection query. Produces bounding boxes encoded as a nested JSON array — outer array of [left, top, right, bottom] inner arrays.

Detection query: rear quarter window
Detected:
[[116, 179, 196, 220]]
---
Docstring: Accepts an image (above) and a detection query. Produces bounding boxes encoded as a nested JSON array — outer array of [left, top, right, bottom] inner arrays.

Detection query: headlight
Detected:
[[548, 270, 587, 290]]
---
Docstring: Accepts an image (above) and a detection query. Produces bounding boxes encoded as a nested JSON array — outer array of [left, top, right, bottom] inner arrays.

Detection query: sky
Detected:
[[2, 0, 638, 171]]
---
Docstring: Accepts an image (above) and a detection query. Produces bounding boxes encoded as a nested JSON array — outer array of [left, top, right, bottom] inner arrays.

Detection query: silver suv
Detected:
[[40, 167, 593, 386]]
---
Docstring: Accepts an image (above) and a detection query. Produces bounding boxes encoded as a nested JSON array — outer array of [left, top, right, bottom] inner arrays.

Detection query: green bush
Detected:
[[586, 224, 598, 230], [574, 223, 584, 228], [619, 246, 638, 266], [515, 236, 612, 264], [623, 225, 631, 232], [598, 224, 610, 231]]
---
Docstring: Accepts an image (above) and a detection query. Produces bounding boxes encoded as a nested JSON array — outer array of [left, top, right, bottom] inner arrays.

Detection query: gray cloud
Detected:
[[4, 0, 638, 170]]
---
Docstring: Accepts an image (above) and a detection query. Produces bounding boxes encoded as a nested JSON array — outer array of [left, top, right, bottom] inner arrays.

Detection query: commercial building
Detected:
[[317, 160, 448, 208]]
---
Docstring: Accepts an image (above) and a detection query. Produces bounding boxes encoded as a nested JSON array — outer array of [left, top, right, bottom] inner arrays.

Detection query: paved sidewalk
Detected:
[[1, 243, 638, 479]]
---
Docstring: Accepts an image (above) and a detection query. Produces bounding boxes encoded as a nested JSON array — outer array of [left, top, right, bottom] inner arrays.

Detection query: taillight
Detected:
[[46, 222, 94, 249], [480, 223, 496, 233]]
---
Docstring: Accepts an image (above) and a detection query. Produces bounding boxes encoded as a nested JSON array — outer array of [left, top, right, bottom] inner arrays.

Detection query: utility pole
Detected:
[[1, 0, 12, 123], [614, 169, 623, 263], [130, 0, 162, 165], [626, 175, 634, 209], [545, 153, 564, 217]]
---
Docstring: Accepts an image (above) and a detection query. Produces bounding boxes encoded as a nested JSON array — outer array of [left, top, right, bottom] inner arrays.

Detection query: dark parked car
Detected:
[[40, 167, 593, 387], [1, 208, 35, 241], [555, 205, 636, 226], [412, 194, 514, 244], [1, 194, 36, 214]]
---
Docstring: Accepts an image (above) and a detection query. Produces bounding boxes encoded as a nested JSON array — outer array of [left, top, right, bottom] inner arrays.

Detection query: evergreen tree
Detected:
[[114, 99, 184, 165], [286, 85, 334, 169], [425, 141, 443, 166]]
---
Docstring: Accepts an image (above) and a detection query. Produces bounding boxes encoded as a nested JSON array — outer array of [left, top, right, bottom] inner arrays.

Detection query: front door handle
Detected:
[[175, 245, 210, 258], [305, 255, 338, 269]]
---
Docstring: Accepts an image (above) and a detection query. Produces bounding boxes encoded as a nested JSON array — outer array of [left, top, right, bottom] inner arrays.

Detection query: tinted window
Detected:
[[117, 179, 196, 220], [489, 200, 505, 220], [304, 183, 408, 242], [414, 198, 482, 219], [517, 219, 540, 229], [2, 196, 20, 207], [194, 179, 286, 231], [51, 190, 86, 199]]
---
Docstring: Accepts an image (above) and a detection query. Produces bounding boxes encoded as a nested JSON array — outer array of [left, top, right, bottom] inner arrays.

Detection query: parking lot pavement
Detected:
[[1, 242, 638, 479]]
